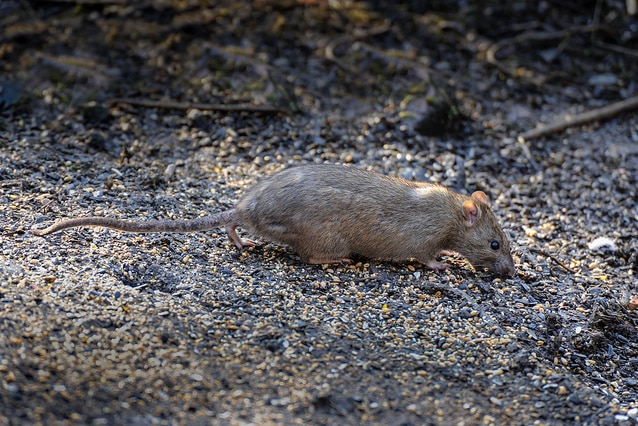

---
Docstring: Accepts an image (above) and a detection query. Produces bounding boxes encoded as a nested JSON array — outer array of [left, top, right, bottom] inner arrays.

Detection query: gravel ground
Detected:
[[2, 1, 638, 425]]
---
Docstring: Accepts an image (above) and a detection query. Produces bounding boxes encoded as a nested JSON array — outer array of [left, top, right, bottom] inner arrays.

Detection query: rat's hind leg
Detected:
[[225, 223, 255, 250]]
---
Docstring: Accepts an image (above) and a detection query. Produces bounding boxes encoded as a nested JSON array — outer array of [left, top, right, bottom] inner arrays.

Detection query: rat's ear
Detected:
[[462, 200, 481, 226], [471, 191, 490, 206]]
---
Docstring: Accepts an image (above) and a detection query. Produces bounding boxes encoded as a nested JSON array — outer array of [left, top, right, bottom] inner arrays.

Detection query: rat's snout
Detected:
[[494, 257, 516, 278], [503, 265, 516, 278]]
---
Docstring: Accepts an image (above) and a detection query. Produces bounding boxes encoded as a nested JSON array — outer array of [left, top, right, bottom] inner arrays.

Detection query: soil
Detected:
[[1, 1, 637, 425]]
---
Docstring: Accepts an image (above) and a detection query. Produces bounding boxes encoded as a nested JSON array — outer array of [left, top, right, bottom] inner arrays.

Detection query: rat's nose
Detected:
[[496, 259, 516, 278]]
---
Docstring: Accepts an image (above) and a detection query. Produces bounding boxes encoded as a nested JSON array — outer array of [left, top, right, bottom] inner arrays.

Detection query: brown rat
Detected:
[[32, 164, 516, 277]]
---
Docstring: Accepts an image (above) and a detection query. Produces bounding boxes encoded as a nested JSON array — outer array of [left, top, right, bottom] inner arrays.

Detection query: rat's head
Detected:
[[455, 191, 515, 277]]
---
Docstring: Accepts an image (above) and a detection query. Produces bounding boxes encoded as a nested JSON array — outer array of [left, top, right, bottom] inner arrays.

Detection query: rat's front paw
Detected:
[[425, 260, 449, 272]]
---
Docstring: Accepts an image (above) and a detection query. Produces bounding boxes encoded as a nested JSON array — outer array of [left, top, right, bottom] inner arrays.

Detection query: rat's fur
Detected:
[[32, 164, 515, 277]]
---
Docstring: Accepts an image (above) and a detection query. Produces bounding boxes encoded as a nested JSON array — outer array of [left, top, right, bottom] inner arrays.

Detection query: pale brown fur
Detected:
[[32, 164, 515, 277]]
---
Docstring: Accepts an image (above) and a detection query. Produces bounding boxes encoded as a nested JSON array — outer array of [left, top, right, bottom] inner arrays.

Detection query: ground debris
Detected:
[[2, 1, 637, 424]]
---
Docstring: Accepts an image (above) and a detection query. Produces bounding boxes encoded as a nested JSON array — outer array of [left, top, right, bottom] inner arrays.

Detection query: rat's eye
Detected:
[[490, 241, 500, 250]]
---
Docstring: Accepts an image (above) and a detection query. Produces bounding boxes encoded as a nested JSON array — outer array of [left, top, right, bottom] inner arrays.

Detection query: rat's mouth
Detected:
[[492, 262, 516, 278], [474, 262, 515, 278]]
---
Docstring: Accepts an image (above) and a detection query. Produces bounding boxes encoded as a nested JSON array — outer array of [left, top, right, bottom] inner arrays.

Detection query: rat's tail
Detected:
[[31, 209, 239, 235]]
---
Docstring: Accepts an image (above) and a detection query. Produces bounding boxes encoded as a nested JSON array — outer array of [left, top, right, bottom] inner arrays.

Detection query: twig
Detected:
[[591, 0, 638, 57], [516, 137, 540, 171], [36, 53, 120, 80], [519, 94, 638, 140], [528, 248, 576, 274], [592, 40, 638, 58], [132, 283, 149, 291], [324, 24, 390, 74], [325, 35, 358, 74], [486, 25, 601, 81], [107, 98, 287, 114], [1, 179, 22, 187]]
